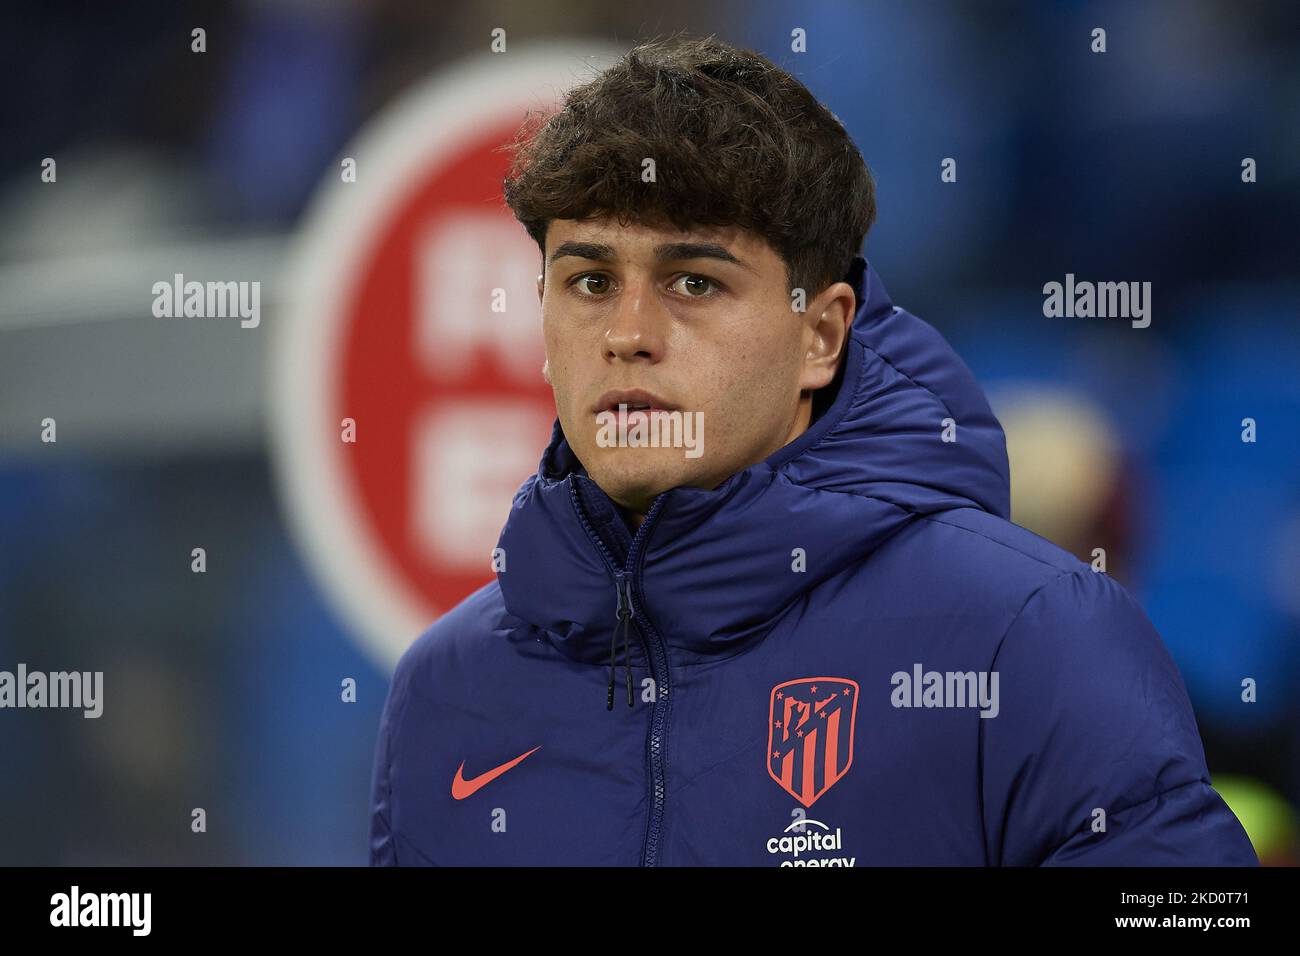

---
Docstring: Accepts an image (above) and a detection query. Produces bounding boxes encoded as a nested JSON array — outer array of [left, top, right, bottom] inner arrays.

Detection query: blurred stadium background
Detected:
[[1, 0, 1297, 864]]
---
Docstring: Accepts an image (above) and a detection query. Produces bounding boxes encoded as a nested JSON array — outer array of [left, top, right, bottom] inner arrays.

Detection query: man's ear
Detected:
[[541, 357, 552, 385], [536, 272, 544, 305], [800, 282, 855, 392]]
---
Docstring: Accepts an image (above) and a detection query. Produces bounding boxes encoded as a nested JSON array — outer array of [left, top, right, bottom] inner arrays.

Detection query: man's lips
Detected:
[[592, 388, 679, 414]]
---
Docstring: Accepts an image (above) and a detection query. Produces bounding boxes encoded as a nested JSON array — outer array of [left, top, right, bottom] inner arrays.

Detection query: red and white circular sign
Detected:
[[271, 45, 620, 668]]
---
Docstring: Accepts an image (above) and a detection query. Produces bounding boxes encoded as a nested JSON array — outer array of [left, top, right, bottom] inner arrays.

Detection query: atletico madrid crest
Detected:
[[767, 677, 858, 807]]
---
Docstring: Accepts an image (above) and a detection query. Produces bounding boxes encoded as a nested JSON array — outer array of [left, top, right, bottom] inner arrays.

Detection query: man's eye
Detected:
[[573, 274, 611, 295], [670, 274, 718, 297]]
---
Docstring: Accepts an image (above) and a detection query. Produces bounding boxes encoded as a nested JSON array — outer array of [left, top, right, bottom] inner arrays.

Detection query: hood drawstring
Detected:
[[607, 576, 635, 710]]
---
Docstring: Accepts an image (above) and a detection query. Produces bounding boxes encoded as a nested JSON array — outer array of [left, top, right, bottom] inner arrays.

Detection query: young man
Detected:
[[368, 36, 1257, 866]]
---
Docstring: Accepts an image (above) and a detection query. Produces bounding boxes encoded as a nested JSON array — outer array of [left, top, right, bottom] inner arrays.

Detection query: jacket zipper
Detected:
[[569, 485, 672, 867], [610, 573, 633, 710]]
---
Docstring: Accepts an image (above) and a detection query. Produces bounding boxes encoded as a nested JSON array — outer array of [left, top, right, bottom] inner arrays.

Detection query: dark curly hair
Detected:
[[502, 34, 877, 297]]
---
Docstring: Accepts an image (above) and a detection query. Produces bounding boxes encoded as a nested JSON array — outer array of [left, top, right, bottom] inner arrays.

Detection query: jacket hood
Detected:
[[495, 255, 1010, 664]]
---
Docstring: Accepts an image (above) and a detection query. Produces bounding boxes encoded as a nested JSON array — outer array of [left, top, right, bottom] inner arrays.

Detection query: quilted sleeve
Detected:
[[980, 568, 1258, 866]]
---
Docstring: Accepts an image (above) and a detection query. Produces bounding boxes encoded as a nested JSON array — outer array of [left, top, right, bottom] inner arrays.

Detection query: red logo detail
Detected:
[[271, 57, 587, 669], [767, 678, 858, 807], [451, 746, 541, 800]]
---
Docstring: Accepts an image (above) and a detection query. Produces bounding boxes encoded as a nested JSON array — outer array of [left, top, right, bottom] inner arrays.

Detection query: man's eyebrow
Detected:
[[654, 242, 753, 272], [546, 239, 754, 272], [547, 241, 615, 266]]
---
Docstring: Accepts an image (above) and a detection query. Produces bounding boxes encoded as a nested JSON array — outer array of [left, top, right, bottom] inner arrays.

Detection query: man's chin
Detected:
[[583, 452, 709, 512]]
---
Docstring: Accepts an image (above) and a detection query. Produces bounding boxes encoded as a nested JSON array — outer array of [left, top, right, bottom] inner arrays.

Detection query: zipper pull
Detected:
[[615, 573, 632, 622], [618, 576, 635, 707], [608, 574, 630, 711], [607, 574, 634, 711]]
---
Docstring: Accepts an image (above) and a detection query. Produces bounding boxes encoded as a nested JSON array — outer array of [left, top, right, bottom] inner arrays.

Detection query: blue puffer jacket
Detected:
[[369, 255, 1258, 866]]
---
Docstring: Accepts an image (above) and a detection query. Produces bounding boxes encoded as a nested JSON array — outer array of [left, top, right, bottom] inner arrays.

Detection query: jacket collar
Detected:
[[495, 256, 1010, 664]]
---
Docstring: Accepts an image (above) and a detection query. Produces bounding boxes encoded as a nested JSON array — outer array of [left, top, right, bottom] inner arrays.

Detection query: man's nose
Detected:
[[604, 277, 667, 363]]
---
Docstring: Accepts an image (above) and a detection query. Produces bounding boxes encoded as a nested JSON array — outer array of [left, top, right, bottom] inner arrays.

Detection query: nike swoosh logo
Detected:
[[451, 746, 541, 800]]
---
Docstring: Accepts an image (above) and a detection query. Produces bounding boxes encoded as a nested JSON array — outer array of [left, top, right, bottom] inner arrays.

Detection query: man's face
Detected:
[[538, 216, 854, 515]]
